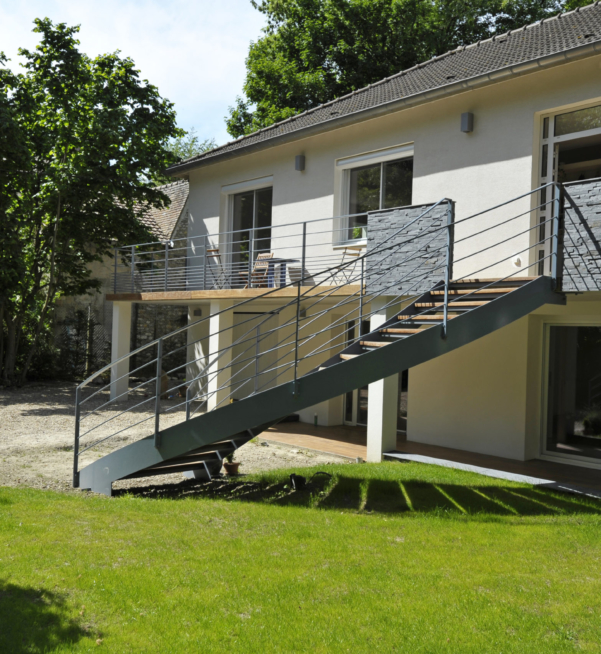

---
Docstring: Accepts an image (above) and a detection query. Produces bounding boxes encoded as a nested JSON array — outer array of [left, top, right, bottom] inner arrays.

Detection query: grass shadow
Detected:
[[0, 580, 89, 653], [114, 473, 601, 518]]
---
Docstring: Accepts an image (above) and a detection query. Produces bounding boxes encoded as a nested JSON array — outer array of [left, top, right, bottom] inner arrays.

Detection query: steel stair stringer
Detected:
[[79, 276, 564, 495]]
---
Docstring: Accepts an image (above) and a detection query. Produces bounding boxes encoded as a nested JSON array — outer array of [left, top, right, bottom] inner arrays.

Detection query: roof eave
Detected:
[[167, 39, 601, 177]]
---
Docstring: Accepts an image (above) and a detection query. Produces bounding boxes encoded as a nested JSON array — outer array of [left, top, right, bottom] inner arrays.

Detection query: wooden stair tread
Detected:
[[430, 288, 516, 296], [397, 314, 458, 321], [360, 340, 391, 347], [340, 353, 358, 360], [380, 328, 423, 335], [416, 301, 488, 308], [450, 277, 537, 284]]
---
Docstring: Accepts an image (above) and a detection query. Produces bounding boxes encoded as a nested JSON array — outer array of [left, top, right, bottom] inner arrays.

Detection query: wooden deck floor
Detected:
[[264, 422, 601, 491]]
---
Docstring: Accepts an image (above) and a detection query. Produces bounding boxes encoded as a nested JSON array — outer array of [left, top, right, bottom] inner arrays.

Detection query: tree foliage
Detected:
[[227, 0, 591, 137], [152, 128, 216, 185], [0, 19, 183, 385]]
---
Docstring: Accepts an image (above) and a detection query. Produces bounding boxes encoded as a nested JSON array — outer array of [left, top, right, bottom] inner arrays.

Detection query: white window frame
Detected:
[[334, 144, 414, 246], [537, 99, 601, 275], [539, 318, 601, 470], [219, 175, 274, 268]]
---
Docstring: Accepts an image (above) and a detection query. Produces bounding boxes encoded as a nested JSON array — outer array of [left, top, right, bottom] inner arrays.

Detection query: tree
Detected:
[[0, 19, 184, 385], [227, 0, 591, 138], [151, 128, 216, 185]]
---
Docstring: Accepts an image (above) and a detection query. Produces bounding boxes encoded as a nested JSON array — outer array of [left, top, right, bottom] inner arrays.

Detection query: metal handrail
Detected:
[[73, 185, 566, 485]]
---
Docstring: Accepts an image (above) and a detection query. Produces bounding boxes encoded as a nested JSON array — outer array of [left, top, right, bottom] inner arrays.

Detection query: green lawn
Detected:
[[2, 462, 601, 653]]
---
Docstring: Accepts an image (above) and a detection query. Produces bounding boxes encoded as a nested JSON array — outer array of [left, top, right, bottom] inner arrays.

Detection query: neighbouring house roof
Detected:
[[168, 2, 601, 176], [138, 179, 189, 241]]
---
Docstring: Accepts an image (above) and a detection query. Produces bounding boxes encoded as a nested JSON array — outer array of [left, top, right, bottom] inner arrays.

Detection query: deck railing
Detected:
[[112, 213, 370, 294]]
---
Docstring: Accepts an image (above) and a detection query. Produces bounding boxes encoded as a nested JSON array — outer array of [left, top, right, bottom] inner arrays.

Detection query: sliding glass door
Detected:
[[545, 325, 601, 462], [232, 188, 273, 280]]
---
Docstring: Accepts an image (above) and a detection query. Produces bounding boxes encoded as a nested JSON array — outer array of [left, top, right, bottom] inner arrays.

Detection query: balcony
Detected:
[[110, 214, 368, 297]]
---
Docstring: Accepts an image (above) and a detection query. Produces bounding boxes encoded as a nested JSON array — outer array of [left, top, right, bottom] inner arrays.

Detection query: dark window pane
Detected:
[[547, 326, 601, 460], [541, 144, 548, 178], [542, 117, 549, 139], [232, 191, 254, 265], [349, 164, 381, 214], [384, 158, 413, 209], [554, 104, 601, 137], [254, 187, 272, 254]]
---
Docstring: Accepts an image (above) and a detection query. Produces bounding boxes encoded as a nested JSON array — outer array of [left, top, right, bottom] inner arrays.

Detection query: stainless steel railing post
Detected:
[[552, 182, 562, 289], [73, 386, 81, 487], [442, 201, 454, 339], [154, 338, 163, 448], [203, 235, 207, 290], [130, 245, 135, 293], [185, 382, 191, 421], [292, 223, 307, 395], [254, 325, 260, 394], [359, 255, 365, 331], [164, 242, 169, 292], [113, 248, 118, 294], [248, 228, 255, 288]]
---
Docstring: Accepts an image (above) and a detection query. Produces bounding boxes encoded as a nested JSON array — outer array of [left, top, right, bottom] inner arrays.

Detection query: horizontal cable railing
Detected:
[[74, 184, 564, 485], [111, 212, 371, 294]]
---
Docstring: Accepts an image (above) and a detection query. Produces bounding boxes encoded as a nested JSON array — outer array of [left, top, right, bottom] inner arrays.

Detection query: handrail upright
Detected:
[[292, 222, 307, 395], [131, 245, 135, 293], [442, 200, 454, 339], [154, 338, 163, 448], [73, 386, 81, 487], [164, 242, 169, 291], [113, 247, 118, 294], [552, 182, 563, 290], [202, 235, 207, 291]]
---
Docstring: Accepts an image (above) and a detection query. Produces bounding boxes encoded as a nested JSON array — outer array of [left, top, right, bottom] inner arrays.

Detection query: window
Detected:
[[554, 103, 601, 137], [546, 325, 601, 461], [232, 187, 272, 266], [347, 158, 413, 239]]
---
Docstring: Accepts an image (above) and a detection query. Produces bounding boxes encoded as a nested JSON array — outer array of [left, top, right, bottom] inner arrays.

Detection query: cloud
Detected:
[[0, 0, 266, 144]]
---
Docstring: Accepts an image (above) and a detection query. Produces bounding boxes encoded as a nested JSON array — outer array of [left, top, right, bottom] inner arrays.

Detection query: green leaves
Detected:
[[227, 0, 581, 138], [0, 19, 183, 383]]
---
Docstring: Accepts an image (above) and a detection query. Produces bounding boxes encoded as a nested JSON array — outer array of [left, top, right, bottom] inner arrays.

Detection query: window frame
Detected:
[[335, 144, 414, 246], [539, 319, 601, 470]]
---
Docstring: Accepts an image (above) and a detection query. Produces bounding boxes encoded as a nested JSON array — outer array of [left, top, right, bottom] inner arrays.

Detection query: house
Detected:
[[74, 3, 601, 495]]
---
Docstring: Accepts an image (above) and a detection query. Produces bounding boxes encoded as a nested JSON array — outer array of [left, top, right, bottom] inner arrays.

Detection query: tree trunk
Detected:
[[2, 313, 19, 385]]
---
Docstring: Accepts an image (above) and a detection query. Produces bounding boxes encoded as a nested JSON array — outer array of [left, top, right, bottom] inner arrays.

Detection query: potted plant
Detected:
[[223, 453, 240, 476]]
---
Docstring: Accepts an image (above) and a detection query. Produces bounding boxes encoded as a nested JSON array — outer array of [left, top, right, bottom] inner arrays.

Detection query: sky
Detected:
[[0, 0, 267, 145]]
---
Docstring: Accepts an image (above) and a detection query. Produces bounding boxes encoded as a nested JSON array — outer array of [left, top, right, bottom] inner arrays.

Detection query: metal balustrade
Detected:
[[111, 213, 370, 294], [74, 184, 565, 485]]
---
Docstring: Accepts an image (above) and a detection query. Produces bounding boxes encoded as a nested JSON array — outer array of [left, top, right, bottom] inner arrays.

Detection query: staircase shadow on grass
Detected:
[[115, 475, 601, 516], [0, 580, 89, 654]]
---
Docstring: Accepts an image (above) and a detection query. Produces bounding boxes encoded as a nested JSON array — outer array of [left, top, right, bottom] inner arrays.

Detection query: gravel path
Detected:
[[0, 382, 346, 495]]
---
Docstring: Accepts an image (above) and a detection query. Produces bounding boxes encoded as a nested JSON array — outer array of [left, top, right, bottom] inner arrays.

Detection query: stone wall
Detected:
[[366, 202, 450, 296], [562, 179, 601, 293]]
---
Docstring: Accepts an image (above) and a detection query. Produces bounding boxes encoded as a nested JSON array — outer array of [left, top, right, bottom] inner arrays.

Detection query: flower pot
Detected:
[[223, 461, 240, 476]]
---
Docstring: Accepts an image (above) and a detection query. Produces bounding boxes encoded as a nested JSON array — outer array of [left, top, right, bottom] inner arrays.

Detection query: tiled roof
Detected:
[[170, 2, 601, 173], [138, 180, 189, 241]]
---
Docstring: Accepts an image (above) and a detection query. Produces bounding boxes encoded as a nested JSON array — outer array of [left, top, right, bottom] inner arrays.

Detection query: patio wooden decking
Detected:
[[264, 422, 601, 492]]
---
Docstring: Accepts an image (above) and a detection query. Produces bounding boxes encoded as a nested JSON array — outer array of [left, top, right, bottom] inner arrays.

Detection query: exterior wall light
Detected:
[[461, 112, 474, 133], [295, 155, 306, 171]]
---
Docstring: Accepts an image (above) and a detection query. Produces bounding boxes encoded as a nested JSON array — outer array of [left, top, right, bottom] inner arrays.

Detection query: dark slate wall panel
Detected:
[[366, 202, 450, 296], [562, 180, 601, 292]]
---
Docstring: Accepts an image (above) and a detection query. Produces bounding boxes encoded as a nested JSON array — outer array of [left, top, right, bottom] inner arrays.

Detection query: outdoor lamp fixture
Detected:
[[295, 154, 306, 171], [461, 112, 474, 133]]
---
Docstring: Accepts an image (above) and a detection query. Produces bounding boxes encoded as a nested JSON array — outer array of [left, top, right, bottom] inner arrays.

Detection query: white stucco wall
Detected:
[[184, 54, 601, 281], [409, 295, 601, 462]]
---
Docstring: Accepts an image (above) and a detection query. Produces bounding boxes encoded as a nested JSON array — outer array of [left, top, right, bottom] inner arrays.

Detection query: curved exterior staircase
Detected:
[[74, 186, 566, 495]]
